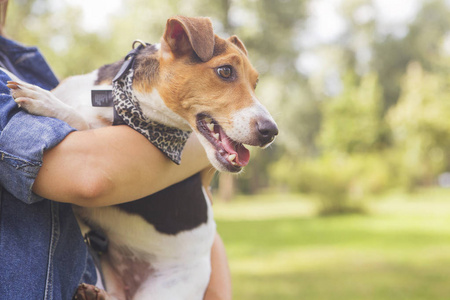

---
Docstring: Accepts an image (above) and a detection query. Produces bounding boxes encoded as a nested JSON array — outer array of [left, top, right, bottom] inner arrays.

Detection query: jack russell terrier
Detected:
[[7, 16, 278, 300]]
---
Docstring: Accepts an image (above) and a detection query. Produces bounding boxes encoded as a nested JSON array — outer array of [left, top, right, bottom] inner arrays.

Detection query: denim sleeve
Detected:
[[0, 71, 75, 203]]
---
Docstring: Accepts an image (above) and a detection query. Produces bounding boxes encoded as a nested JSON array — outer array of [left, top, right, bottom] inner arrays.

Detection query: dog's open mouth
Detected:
[[197, 114, 250, 171]]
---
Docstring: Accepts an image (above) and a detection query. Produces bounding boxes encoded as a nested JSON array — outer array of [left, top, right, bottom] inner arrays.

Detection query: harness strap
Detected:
[[91, 41, 149, 125], [84, 230, 108, 289], [113, 42, 149, 83]]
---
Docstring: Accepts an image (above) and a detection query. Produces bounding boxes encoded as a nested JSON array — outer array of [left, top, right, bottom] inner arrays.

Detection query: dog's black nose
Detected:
[[256, 118, 278, 146]]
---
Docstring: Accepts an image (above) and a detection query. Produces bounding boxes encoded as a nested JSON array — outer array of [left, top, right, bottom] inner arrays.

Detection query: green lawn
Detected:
[[213, 189, 450, 300]]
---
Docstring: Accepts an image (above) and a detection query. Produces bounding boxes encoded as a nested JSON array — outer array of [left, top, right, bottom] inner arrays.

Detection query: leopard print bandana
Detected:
[[112, 68, 191, 165]]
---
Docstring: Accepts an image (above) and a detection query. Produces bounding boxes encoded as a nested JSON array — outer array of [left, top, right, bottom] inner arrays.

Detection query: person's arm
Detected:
[[0, 70, 77, 204], [204, 233, 232, 300], [33, 127, 212, 207]]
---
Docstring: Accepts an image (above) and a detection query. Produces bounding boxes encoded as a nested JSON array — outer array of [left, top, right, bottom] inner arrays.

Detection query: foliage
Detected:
[[372, 0, 450, 110], [273, 152, 396, 215], [387, 62, 450, 188], [271, 72, 392, 215], [319, 72, 388, 154], [6, 1, 118, 78]]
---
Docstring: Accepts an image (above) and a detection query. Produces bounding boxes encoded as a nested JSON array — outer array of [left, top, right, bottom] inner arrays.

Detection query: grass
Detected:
[[213, 189, 450, 300]]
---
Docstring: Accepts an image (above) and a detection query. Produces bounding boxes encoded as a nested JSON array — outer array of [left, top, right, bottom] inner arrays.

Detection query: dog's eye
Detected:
[[217, 66, 233, 79]]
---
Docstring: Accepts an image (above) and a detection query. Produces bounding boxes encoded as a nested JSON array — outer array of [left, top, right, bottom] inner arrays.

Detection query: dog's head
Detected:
[[135, 16, 278, 172]]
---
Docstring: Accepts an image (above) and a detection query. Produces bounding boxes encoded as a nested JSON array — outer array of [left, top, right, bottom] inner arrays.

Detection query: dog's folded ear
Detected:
[[228, 35, 248, 57], [163, 16, 215, 62]]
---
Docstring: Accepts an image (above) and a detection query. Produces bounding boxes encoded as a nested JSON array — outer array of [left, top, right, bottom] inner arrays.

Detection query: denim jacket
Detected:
[[0, 36, 96, 299]]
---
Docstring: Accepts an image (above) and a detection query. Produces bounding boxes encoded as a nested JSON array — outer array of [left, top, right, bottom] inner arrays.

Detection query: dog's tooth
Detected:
[[205, 117, 212, 123], [228, 154, 236, 162], [207, 123, 215, 132], [213, 133, 220, 140]]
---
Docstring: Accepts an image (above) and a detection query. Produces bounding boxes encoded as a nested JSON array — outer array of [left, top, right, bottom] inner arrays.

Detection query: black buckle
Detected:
[[84, 230, 109, 255]]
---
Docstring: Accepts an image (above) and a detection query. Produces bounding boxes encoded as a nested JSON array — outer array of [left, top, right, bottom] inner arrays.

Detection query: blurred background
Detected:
[[4, 0, 450, 299]]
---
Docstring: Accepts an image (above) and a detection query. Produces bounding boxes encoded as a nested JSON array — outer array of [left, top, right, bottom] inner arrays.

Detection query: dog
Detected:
[[7, 16, 278, 300]]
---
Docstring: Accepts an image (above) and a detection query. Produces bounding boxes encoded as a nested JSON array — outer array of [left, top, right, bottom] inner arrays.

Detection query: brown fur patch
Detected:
[[133, 46, 160, 94], [213, 37, 228, 57], [95, 61, 122, 85], [95, 45, 160, 94]]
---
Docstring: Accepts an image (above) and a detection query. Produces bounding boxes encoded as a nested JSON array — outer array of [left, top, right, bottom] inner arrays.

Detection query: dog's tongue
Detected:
[[219, 127, 250, 167]]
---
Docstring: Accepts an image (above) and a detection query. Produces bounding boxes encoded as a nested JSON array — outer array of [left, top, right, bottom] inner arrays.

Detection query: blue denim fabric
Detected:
[[0, 38, 97, 299], [0, 36, 59, 90]]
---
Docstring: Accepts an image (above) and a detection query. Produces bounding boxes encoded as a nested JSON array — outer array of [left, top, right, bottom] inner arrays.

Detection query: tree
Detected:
[[319, 72, 387, 154], [372, 0, 450, 111], [387, 62, 450, 187], [283, 72, 391, 215]]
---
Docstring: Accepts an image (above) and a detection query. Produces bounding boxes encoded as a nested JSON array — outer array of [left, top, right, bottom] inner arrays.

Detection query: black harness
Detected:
[[91, 40, 149, 125]]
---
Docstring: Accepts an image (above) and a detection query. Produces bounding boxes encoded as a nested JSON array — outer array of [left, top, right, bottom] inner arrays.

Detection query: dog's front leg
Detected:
[[7, 80, 90, 130]]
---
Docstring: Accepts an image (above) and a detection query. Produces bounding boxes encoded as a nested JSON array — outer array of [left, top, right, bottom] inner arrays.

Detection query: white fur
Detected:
[[228, 97, 276, 148], [133, 89, 191, 131], [52, 71, 113, 129]]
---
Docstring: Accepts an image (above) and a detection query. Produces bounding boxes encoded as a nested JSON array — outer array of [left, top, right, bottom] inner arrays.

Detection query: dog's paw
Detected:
[[72, 283, 111, 300], [7, 80, 64, 118], [7, 80, 90, 130]]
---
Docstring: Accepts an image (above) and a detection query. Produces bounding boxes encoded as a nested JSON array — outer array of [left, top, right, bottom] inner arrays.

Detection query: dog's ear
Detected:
[[163, 16, 215, 62], [228, 35, 248, 56]]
